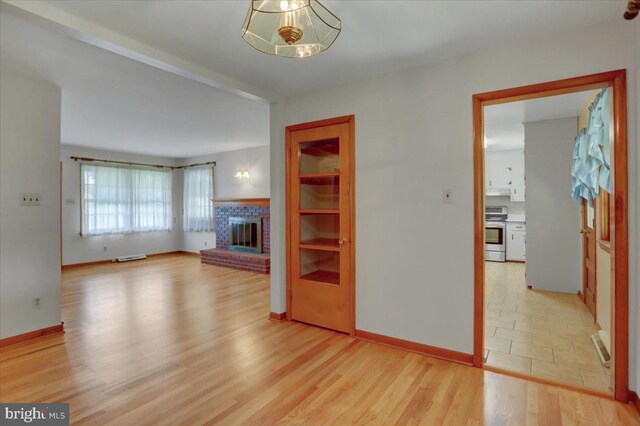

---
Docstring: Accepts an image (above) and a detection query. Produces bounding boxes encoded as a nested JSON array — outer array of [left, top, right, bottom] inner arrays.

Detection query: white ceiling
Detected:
[[0, 10, 270, 158], [484, 90, 598, 151], [0, 1, 624, 157], [48, 0, 624, 97]]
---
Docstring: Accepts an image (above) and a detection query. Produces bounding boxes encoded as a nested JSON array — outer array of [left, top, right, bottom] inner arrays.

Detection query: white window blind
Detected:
[[81, 164, 173, 235], [183, 166, 214, 232]]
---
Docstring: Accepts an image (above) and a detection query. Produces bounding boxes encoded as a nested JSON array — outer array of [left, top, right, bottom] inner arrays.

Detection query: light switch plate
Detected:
[[443, 189, 453, 204], [21, 193, 41, 206]]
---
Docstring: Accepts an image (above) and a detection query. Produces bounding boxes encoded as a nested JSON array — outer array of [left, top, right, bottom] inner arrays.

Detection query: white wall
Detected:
[[0, 74, 61, 338], [180, 145, 270, 253], [524, 118, 581, 293], [270, 21, 638, 389], [60, 146, 182, 265]]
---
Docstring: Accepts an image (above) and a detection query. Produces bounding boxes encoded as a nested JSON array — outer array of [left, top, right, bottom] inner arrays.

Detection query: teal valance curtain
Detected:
[[571, 88, 611, 206], [590, 88, 611, 193]]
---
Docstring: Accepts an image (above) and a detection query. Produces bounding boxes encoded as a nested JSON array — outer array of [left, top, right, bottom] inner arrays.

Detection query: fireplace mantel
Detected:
[[212, 198, 270, 207]]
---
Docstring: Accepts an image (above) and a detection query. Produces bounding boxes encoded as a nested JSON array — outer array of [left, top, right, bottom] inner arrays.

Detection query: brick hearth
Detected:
[[200, 248, 270, 274]]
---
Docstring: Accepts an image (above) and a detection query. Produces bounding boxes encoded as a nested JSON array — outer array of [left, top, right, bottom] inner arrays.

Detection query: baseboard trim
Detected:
[[483, 365, 614, 400], [62, 259, 113, 270], [62, 250, 199, 269], [178, 250, 202, 256], [0, 323, 65, 348], [354, 329, 474, 366], [630, 391, 640, 416], [269, 312, 287, 321]]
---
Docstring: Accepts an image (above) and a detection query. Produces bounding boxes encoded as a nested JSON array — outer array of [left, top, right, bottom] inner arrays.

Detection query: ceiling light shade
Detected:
[[242, 0, 341, 58]]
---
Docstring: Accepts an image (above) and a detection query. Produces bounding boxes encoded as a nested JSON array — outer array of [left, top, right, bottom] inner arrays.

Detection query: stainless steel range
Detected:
[[485, 206, 508, 262]]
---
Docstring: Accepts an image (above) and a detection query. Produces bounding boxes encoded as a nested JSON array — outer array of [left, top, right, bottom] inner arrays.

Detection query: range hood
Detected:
[[486, 188, 511, 197]]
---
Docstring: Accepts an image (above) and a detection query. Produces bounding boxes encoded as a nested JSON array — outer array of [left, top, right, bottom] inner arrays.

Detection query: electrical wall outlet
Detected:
[[204, 241, 208, 247], [103, 246, 108, 252], [32, 297, 42, 309], [21, 193, 41, 206]]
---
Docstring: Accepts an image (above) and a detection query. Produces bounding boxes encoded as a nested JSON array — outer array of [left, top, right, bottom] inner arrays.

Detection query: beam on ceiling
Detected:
[[1, 0, 276, 104]]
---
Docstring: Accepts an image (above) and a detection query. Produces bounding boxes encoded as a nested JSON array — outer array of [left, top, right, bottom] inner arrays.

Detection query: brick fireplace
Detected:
[[200, 198, 270, 274]]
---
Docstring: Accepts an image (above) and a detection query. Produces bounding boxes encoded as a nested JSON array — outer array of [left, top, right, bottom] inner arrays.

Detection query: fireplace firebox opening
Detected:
[[229, 217, 262, 253]]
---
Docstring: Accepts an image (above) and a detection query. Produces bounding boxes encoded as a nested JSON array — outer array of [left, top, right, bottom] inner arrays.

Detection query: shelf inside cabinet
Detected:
[[299, 209, 340, 215], [301, 270, 340, 285], [300, 238, 340, 251], [299, 173, 340, 184]]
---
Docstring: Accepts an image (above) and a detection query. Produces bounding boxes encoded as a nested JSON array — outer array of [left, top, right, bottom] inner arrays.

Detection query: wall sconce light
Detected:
[[235, 168, 251, 180]]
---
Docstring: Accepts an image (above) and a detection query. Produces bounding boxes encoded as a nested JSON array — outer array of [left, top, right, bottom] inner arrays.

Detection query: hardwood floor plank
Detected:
[[0, 254, 637, 425]]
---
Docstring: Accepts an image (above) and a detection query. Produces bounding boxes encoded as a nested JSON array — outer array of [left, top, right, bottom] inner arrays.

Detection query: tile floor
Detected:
[[484, 261, 611, 393]]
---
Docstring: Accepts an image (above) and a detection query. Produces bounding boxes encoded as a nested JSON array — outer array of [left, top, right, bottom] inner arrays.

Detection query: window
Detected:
[[587, 203, 595, 229], [600, 189, 610, 241], [183, 166, 214, 232], [81, 164, 172, 235]]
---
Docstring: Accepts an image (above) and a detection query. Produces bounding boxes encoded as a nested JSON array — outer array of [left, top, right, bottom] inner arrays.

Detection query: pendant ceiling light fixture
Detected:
[[242, 0, 341, 58]]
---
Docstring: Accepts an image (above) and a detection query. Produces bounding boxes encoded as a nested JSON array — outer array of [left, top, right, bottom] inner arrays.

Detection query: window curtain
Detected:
[[81, 164, 173, 235], [571, 130, 588, 204], [82, 164, 132, 235], [589, 88, 611, 193], [131, 168, 173, 232], [183, 166, 215, 232], [571, 88, 611, 206]]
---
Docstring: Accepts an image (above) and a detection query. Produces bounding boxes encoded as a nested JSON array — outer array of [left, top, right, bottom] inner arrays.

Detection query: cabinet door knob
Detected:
[[338, 238, 347, 245]]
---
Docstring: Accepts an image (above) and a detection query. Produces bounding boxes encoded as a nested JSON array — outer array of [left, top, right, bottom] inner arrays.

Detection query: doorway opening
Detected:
[[473, 71, 628, 402]]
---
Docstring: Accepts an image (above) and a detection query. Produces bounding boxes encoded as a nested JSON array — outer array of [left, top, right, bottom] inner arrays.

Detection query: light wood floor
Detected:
[[1, 254, 638, 425], [484, 262, 611, 393]]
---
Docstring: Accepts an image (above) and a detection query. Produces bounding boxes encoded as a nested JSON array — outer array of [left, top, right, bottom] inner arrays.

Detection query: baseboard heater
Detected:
[[116, 254, 147, 263], [591, 330, 611, 368]]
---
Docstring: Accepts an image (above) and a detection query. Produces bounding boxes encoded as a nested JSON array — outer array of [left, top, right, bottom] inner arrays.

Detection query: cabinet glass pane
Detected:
[[301, 214, 339, 247], [300, 138, 340, 174], [587, 204, 595, 229], [300, 175, 339, 210], [300, 248, 340, 285]]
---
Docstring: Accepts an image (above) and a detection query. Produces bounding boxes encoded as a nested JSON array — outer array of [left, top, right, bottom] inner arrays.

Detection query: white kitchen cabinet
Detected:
[[510, 149, 526, 202], [485, 149, 525, 202], [485, 151, 509, 189], [506, 222, 526, 261]]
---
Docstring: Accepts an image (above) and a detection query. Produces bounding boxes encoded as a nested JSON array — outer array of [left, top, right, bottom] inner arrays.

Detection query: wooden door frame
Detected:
[[473, 70, 628, 402], [285, 114, 356, 335]]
